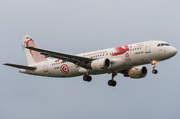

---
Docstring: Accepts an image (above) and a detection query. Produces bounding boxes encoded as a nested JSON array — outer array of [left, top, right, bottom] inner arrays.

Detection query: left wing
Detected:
[[4, 63, 36, 70], [26, 47, 94, 69]]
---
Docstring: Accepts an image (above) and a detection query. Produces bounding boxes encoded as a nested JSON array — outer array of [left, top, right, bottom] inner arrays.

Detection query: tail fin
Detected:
[[22, 35, 48, 65]]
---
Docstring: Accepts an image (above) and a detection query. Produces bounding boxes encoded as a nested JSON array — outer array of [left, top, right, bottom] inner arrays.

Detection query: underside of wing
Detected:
[[25, 47, 94, 69], [4, 63, 36, 70]]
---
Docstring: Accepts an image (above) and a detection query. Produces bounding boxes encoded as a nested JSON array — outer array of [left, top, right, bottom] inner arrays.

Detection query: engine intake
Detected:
[[91, 58, 111, 70], [127, 66, 147, 78]]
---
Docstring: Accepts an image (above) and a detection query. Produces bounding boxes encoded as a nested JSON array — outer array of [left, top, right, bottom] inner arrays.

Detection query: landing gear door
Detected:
[[145, 41, 152, 53], [43, 61, 48, 73]]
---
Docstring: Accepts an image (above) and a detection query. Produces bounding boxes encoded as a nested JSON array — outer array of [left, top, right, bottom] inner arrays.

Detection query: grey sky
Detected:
[[0, 0, 180, 119]]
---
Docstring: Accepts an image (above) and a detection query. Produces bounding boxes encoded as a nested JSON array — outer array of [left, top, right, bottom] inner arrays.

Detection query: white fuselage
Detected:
[[20, 40, 177, 77]]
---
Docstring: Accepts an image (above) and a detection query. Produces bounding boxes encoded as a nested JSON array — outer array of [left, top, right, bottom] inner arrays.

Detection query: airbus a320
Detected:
[[4, 35, 177, 87]]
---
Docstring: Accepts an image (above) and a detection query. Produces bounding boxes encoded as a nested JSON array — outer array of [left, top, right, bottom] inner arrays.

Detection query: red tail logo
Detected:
[[24, 38, 48, 63]]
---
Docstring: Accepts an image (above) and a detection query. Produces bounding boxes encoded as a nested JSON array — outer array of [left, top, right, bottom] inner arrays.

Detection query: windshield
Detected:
[[157, 43, 170, 47]]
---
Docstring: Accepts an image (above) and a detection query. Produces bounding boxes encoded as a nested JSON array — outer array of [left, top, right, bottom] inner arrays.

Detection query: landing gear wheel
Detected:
[[83, 75, 88, 81], [87, 76, 92, 82], [112, 80, 116, 87], [152, 69, 158, 74], [108, 80, 117, 87], [83, 75, 92, 82], [108, 80, 112, 86], [108, 72, 118, 87]]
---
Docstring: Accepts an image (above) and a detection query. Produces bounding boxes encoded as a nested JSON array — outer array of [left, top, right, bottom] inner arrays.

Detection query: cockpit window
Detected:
[[157, 43, 170, 47]]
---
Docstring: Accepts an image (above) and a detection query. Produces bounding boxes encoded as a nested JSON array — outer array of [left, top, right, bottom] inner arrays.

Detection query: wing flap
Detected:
[[4, 63, 36, 70]]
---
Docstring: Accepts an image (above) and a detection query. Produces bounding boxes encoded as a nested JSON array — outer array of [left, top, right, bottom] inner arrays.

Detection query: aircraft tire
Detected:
[[108, 80, 116, 87], [83, 75, 92, 82], [83, 75, 88, 81], [87, 76, 92, 82], [152, 70, 158, 74]]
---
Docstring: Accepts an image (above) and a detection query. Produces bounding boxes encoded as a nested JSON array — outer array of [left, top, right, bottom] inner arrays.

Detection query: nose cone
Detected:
[[170, 47, 177, 57]]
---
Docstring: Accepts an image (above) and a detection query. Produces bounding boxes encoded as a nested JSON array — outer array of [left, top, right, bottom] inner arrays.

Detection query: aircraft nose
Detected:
[[170, 47, 177, 57]]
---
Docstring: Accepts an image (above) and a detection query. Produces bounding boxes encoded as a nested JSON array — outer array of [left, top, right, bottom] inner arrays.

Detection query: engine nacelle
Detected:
[[91, 58, 111, 70], [127, 66, 147, 78]]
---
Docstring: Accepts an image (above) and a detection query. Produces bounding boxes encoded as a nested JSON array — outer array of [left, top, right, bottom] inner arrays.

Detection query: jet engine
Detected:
[[124, 66, 147, 78], [91, 58, 111, 70]]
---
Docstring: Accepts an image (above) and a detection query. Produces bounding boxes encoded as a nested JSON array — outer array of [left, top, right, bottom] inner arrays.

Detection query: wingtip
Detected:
[[21, 45, 25, 50], [3, 63, 11, 66]]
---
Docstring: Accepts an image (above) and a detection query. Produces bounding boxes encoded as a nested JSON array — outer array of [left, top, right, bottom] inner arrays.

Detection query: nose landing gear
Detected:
[[151, 61, 158, 74], [108, 72, 117, 87]]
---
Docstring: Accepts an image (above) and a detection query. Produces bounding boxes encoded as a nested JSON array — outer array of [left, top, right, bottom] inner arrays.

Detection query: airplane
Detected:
[[4, 35, 177, 87]]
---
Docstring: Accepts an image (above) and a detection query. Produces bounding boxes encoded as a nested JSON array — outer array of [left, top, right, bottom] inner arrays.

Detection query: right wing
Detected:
[[4, 63, 36, 70]]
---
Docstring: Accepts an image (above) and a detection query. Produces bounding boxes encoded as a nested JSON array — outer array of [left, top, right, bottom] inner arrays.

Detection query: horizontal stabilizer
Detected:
[[4, 63, 36, 70]]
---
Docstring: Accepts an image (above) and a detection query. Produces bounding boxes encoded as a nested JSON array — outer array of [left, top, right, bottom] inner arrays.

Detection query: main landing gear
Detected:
[[83, 69, 92, 82], [83, 72, 118, 87], [151, 61, 158, 74], [108, 72, 117, 87], [83, 75, 92, 82]]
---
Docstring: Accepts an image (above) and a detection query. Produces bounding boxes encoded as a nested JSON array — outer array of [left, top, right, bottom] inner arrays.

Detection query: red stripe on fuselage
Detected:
[[112, 45, 129, 56]]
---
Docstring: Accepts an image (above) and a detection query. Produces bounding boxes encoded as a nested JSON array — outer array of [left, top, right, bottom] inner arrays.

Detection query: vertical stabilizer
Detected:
[[22, 35, 48, 65]]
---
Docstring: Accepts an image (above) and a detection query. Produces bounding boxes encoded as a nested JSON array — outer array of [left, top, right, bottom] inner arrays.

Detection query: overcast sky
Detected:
[[0, 0, 180, 119]]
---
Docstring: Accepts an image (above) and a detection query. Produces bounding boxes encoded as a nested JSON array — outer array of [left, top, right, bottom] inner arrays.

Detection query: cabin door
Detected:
[[145, 41, 152, 53]]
